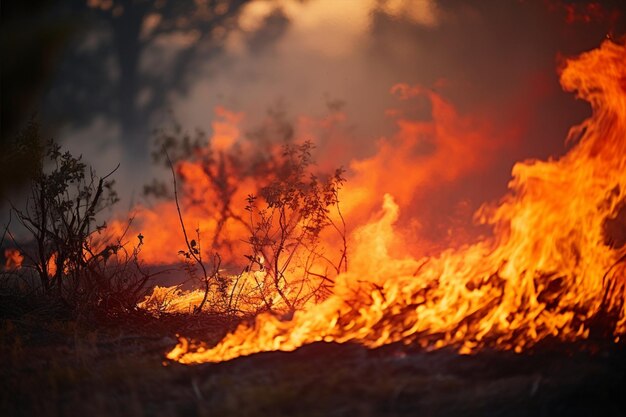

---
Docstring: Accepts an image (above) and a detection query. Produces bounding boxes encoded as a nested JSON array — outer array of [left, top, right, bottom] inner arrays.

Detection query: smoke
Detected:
[[45, 0, 623, 251]]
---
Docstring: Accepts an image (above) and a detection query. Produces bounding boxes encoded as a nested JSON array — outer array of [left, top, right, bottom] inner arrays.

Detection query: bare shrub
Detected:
[[166, 148, 224, 314], [148, 119, 249, 254], [146, 117, 348, 316], [243, 141, 346, 313], [7, 132, 151, 313]]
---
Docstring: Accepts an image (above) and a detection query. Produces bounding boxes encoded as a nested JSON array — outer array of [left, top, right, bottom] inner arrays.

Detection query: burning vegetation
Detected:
[[3, 41, 625, 365], [2, 12, 626, 415], [160, 40, 626, 363]]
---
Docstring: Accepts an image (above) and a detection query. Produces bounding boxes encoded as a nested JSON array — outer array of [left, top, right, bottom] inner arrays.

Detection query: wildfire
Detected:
[[162, 40, 626, 364]]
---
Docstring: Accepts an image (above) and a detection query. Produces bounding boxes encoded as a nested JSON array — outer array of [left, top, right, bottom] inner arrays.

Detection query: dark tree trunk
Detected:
[[112, 1, 148, 161]]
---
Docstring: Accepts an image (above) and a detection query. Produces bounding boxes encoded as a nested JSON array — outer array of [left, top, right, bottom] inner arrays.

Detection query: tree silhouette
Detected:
[[43, 0, 253, 160]]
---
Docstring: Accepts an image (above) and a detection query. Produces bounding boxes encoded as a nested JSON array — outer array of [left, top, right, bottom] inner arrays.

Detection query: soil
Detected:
[[2, 311, 625, 417]]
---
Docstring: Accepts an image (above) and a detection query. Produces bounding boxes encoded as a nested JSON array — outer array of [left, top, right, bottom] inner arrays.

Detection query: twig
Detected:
[[165, 149, 213, 313]]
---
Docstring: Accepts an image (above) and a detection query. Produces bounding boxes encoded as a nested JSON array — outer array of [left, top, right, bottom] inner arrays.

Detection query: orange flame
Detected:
[[108, 107, 256, 266], [166, 40, 626, 364], [3, 248, 23, 270], [342, 83, 506, 252]]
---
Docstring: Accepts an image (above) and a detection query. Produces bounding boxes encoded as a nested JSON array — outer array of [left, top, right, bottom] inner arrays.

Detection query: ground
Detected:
[[1, 309, 625, 417]]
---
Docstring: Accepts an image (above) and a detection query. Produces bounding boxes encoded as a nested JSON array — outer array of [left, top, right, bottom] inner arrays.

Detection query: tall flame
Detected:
[[166, 40, 626, 363]]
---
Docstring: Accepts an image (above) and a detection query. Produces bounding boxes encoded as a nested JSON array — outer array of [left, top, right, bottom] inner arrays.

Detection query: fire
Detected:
[[342, 82, 506, 248], [165, 40, 626, 364], [107, 107, 257, 266], [3, 248, 23, 270]]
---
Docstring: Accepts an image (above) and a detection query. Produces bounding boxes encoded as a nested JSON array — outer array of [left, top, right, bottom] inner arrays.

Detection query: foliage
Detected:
[[7, 132, 151, 312], [244, 140, 346, 312], [148, 119, 249, 253], [146, 109, 299, 253], [153, 117, 348, 315], [42, 0, 253, 158]]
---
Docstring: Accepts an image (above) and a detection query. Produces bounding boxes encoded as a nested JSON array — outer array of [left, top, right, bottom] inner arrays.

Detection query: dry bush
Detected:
[[243, 141, 346, 313], [5, 128, 152, 314], [149, 118, 347, 316]]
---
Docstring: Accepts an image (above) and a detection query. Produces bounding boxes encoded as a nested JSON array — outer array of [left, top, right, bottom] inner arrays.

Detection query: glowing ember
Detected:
[[163, 40, 626, 364]]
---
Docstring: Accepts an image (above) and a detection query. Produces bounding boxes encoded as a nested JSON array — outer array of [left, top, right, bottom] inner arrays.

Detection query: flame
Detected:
[[342, 83, 506, 249], [165, 40, 626, 364], [46, 252, 58, 277], [116, 80, 509, 270], [3, 248, 23, 270], [138, 285, 209, 314], [108, 107, 256, 266]]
